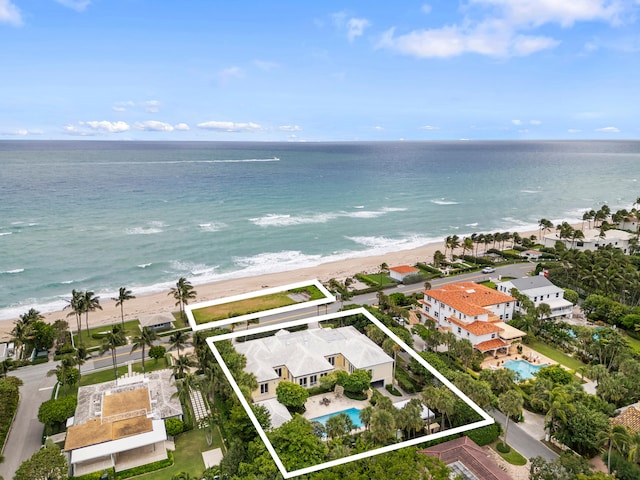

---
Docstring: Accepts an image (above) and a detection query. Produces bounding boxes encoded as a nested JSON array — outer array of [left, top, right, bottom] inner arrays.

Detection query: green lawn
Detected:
[[72, 319, 141, 349], [137, 428, 222, 480], [192, 285, 324, 324], [527, 339, 585, 371], [492, 442, 527, 465], [621, 330, 640, 355]]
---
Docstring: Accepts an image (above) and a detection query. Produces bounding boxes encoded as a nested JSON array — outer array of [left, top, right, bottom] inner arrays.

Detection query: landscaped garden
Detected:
[[72, 319, 142, 349]]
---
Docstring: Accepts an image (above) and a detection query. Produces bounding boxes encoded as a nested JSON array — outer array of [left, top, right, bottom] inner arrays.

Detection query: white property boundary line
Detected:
[[206, 307, 494, 478], [186, 279, 335, 332]]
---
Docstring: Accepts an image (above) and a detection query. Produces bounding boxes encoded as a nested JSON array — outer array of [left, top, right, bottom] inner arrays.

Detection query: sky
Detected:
[[1, 0, 639, 141]]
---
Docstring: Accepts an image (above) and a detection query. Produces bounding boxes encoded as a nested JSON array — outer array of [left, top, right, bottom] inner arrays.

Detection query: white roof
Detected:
[[494, 322, 526, 340], [256, 398, 292, 429], [393, 400, 435, 420], [70, 419, 166, 464], [139, 312, 175, 328], [235, 326, 393, 382]]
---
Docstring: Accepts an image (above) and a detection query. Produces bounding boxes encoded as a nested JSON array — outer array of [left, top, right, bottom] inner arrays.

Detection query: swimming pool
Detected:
[[310, 407, 364, 429], [503, 359, 549, 381]]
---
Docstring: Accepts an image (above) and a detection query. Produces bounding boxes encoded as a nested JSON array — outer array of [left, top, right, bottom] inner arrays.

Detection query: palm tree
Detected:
[[130, 327, 158, 374], [172, 354, 197, 379], [100, 327, 126, 383], [370, 409, 395, 444], [169, 277, 197, 322], [498, 390, 523, 447], [598, 424, 630, 474], [64, 289, 85, 344], [112, 286, 135, 330], [169, 329, 191, 356], [378, 263, 389, 290], [47, 355, 77, 395], [82, 290, 102, 336], [538, 218, 553, 241]]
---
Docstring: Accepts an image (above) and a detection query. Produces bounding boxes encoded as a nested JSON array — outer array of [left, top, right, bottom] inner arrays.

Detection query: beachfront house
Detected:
[[235, 326, 394, 402], [543, 227, 635, 254], [388, 265, 420, 283], [63, 370, 182, 477], [496, 275, 573, 319], [138, 312, 175, 330], [620, 216, 639, 233], [420, 282, 524, 357], [519, 249, 544, 261]]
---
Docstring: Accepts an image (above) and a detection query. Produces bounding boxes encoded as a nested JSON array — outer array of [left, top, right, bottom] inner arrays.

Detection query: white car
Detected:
[[482, 267, 496, 273]]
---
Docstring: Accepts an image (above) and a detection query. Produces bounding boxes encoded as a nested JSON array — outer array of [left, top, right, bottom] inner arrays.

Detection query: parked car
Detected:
[[482, 266, 496, 273]]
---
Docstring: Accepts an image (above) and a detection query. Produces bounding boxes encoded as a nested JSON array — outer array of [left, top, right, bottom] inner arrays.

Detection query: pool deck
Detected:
[[480, 344, 556, 373], [303, 392, 371, 421]]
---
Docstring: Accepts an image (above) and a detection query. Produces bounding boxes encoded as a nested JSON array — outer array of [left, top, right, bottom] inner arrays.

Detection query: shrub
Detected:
[[466, 423, 501, 446], [496, 441, 511, 453], [165, 417, 184, 437], [385, 384, 402, 396], [115, 451, 173, 479]]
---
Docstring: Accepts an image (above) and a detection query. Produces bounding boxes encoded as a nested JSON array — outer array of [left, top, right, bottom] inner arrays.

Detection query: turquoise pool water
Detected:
[[503, 359, 549, 381], [311, 407, 364, 428]]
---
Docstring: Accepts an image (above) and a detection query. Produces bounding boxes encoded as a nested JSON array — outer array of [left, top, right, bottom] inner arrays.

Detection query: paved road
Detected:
[[491, 409, 558, 462], [0, 361, 58, 479]]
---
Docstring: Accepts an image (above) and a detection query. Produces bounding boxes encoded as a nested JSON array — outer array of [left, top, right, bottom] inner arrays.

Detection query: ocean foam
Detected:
[[126, 227, 163, 235], [199, 222, 226, 232], [431, 199, 459, 205], [0, 232, 12, 236], [1, 268, 24, 274], [251, 208, 406, 227]]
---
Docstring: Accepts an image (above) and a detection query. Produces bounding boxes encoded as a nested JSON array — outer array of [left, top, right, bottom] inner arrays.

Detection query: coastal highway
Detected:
[[252, 262, 536, 329]]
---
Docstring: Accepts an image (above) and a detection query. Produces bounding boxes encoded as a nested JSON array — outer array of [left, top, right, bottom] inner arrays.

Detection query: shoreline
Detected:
[[0, 225, 549, 341]]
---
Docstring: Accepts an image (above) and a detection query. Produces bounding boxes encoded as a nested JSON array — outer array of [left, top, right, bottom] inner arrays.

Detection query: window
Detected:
[[310, 375, 317, 387], [499, 315, 503, 320], [275, 367, 282, 378], [299, 377, 308, 387], [556, 293, 559, 298], [466, 332, 470, 337], [457, 327, 461, 334], [506, 302, 510, 307], [440, 303, 445, 308], [491, 333, 496, 339], [327, 356, 335, 366], [506, 313, 509, 319], [260, 383, 269, 394], [349, 364, 355, 373], [434, 312, 439, 318]]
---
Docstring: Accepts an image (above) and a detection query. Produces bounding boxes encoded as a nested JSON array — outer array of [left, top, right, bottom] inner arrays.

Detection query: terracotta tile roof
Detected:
[[420, 436, 513, 480], [474, 338, 508, 352], [390, 265, 419, 274], [446, 316, 502, 335], [612, 405, 640, 434], [425, 282, 515, 316]]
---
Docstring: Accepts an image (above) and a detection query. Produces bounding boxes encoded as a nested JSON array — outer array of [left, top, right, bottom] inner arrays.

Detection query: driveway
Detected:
[[490, 409, 558, 462], [0, 361, 58, 479]]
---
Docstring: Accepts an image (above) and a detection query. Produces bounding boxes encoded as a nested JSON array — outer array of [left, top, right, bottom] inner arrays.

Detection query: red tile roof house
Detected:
[[420, 436, 514, 480], [389, 265, 420, 283], [419, 282, 525, 356]]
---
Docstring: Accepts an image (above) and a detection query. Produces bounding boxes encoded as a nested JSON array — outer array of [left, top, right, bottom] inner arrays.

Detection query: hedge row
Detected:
[[115, 450, 174, 479], [0, 377, 21, 454]]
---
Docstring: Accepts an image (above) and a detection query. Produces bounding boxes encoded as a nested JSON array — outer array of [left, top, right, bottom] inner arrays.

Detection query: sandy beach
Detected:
[[0, 227, 546, 341]]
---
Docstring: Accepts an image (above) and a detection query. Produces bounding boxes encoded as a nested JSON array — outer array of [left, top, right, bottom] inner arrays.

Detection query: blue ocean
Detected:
[[1, 140, 639, 320]]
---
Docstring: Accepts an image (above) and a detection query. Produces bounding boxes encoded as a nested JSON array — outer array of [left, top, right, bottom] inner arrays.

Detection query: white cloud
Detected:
[[0, 0, 22, 26], [568, 128, 582, 133], [112, 100, 160, 113], [596, 126, 620, 132], [512, 119, 522, 125], [141, 100, 161, 113], [80, 120, 130, 133], [574, 111, 601, 119], [55, 0, 91, 12], [332, 11, 371, 42], [518, 128, 530, 133], [530, 119, 542, 125], [421, 4, 432, 14], [63, 125, 95, 136], [377, 23, 557, 58], [134, 121, 174, 132], [346, 17, 371, 42], [419, 125, 439, 130], [174, 123, 190, 131], [254, 60, 279, 71], [278, 125, 302, 132], [197, 121, 262, 132], [218, 66, 244, 83], [471, 0, 626, 28], [0, 128, 42, 136], [373, 126, 384, 131]]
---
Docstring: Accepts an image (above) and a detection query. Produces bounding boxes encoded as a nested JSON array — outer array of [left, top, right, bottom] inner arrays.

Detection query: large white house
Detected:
[[543, 228, 635, 254], [496, 275, 573, 319], [235, 326, 394, 402], [64, 370, 182, 477], [420, 282, 524, 356]]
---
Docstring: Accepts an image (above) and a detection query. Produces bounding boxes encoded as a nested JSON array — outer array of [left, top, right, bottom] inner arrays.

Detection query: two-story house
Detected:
[[496, 275, 573, 319], [420, 282, 524, 356]]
